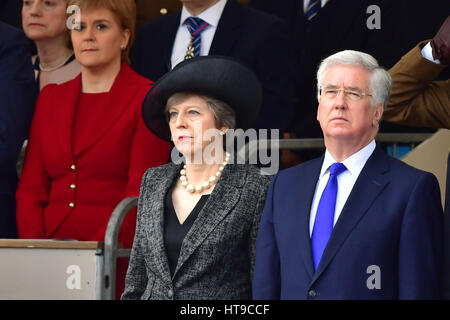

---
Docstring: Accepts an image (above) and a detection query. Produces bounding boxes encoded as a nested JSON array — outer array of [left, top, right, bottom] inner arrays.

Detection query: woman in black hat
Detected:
[[122, 56, 273, 300]]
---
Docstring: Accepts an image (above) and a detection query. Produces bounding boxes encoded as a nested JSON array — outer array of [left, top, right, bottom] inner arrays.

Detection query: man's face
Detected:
[[317, 65, 383, 144]]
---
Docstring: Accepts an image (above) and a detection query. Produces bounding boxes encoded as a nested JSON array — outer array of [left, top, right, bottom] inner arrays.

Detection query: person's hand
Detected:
[[431, 16, 450, 65]]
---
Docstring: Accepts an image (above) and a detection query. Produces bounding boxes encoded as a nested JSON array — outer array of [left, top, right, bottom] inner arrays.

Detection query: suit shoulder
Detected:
[[244, 164, 273, 186], [386, 156, 438, 181], [37, 83, 59, 100], [277, 156, 322, 179], [239, 4, 287, 26], [387, 155, 428, 174], [137, 12, 178, 34], [0, 21, 25, 44], [142, 162, 178, 183]]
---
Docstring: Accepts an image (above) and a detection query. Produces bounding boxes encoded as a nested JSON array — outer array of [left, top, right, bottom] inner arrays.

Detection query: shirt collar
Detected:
[[320, 139, 376, 177], [180, 0, 227, 28]]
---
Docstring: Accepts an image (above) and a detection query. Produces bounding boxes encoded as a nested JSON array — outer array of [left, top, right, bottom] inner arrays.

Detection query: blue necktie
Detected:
[[311, 162, 347, 270], [305, 0, 321, 20], [185, 17, 209, 60]]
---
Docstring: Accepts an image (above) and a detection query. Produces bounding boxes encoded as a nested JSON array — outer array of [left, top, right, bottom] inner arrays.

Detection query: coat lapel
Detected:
[[311, 147, 390, 283], [73, 63, 141, 157], [173, 164, 245, 278], [147, 163, 182, 284], [57, 74, 82, 160], [208, 0, 241, 56]]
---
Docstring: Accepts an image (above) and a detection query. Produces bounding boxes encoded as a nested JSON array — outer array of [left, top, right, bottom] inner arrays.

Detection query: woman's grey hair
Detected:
[[316, 50, 392, 108], [165, 92, 236, 129]]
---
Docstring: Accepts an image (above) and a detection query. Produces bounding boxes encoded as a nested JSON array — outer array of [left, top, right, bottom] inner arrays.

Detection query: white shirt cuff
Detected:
[[421, 42, 441, 64]]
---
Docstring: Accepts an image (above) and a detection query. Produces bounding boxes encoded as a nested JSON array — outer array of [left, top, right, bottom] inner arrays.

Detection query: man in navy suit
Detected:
[[252, 49, 443, 299], [131, 0, 297, 132], [0, 22, 37, 238]]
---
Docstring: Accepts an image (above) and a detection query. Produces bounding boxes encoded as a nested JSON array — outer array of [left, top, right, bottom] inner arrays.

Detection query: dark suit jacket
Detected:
[[253, 146, 443, 299], [122, 163, 272, 300], [0, 0, 22, 29], [250, 0, 449, 137], [0, 22, 36, 238], [444, 151, 450, 299], [383, 40, 450, 129], [131, 0, 297, 131]]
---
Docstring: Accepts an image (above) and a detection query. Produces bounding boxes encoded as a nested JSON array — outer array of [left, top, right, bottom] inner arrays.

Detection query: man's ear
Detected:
[[373, 104, 383, 126]]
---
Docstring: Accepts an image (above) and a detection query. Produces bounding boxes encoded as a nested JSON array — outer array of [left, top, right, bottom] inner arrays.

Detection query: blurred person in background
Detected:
[[22, 0, 81, 90], [0, 21, 37, 238]]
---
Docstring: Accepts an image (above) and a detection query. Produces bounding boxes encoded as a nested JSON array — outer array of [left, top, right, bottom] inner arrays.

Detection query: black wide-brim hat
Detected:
[[141, 56, 262, 141]]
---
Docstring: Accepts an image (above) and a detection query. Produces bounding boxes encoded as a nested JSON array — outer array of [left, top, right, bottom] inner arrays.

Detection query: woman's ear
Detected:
[[219, 126, 229, 135], [121, 28, 131, 50]]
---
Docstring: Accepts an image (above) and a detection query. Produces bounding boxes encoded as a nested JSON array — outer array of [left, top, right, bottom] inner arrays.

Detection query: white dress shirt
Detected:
[[303, 0, 329, 13], [421, 41, 442, 65], [309, 140, 376, 236], [170, 0, 227, 69]]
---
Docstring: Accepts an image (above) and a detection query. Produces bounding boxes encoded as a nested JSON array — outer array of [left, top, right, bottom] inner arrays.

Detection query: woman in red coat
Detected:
[[16, 0, 170, 297]]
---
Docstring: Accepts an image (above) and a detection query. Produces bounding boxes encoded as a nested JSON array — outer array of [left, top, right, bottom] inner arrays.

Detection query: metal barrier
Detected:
[[101, 196, 138, 300], [239, 133, 434, 162], [99, 133, 434, 299]]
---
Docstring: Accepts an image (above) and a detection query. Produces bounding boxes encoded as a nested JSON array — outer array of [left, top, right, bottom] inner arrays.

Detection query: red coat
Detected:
[[16, 63, 171, 246]]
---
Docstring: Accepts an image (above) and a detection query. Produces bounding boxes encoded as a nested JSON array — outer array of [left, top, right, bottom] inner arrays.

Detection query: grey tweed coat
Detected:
[[121, 162, 272, 300]]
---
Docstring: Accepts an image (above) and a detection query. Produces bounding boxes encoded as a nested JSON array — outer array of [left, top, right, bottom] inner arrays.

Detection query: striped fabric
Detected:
[[184, 17, 209, 60], [305, 0, 321, 20]]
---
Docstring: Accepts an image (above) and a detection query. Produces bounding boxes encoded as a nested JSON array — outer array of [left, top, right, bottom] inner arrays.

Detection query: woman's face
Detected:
[[168, 95, 226, 161], [22, 0, 68, 41], [71, 7, 129, 70]]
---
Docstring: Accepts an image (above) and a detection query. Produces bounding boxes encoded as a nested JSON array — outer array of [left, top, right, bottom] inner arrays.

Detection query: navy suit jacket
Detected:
[[0, 22, 37, 238], [253, 146, 443, 299], [131, 0, 297, 131]]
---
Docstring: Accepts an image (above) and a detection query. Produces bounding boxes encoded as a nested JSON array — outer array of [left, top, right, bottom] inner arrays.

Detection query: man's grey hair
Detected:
[[166, 92, 236, 129], [316, 50, 392, 108]]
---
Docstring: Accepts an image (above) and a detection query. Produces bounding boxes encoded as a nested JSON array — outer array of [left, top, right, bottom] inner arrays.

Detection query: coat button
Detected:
[[167, 289, 173, 299], [308, 290, 317, 298], [70, 164, 76, 171], [70, 184, 76, 190], [69, 202, 75, 208], [160, 8, 168, 15]]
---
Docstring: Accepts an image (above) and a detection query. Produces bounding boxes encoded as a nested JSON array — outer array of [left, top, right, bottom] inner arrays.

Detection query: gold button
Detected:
[[160, 8, 168, 15], [70, 184, 76, 190], [70, 164, 76, 171], [69, 202, 75, 208]]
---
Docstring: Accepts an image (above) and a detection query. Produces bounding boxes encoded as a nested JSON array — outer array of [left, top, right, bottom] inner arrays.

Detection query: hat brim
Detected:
[[142, 56, 262, 141]]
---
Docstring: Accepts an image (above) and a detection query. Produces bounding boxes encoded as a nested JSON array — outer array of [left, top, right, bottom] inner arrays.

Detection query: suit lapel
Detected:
[[147, 163, 181, 284], [163, 12, 182, 71], [209, 0, 241, 56], [73, 64, 141, 157], [311, 147, 390, 283], [173, 164, 245, 278], [294, 158, 323, 279]]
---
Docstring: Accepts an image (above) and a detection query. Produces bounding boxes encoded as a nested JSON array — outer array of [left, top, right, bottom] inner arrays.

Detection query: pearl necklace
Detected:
[[39, 52, 74, 72], [180, 153, 230, 193]]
